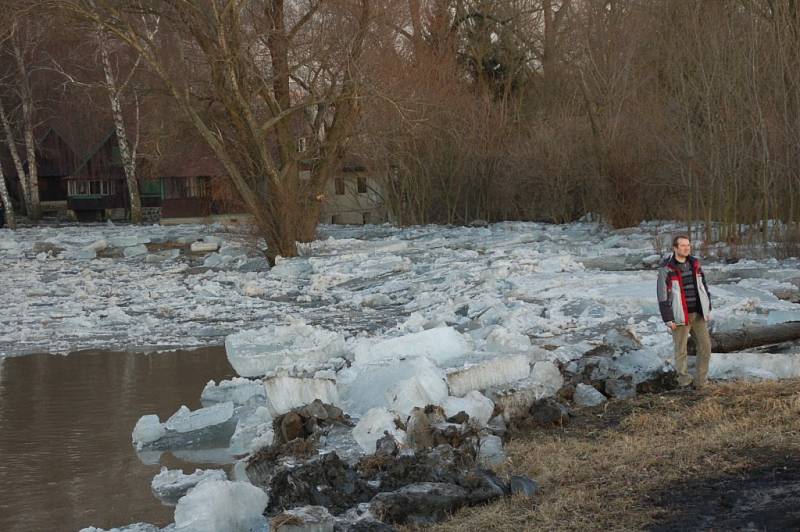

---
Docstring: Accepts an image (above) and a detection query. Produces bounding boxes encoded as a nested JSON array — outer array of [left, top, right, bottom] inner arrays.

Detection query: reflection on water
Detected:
[[0, 347, 235, 532]]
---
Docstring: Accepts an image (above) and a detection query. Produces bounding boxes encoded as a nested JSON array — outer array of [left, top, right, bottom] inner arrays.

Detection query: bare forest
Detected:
[[1, 0, 800, 256]]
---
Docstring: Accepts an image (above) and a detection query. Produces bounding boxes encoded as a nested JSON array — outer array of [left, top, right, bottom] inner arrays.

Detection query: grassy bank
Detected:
[[424, 379, 800, 531]]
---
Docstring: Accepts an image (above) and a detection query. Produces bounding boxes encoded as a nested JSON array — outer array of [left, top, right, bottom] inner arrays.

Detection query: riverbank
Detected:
[[427, 378, 800, 531]]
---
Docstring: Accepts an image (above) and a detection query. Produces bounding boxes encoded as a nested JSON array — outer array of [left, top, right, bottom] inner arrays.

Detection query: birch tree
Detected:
[[0, 21, 43, 220], [0, 158, 17, 228]]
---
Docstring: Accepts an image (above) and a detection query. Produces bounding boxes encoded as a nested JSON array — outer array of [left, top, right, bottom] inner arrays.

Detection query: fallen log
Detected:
[[689, 321, 800, 354]]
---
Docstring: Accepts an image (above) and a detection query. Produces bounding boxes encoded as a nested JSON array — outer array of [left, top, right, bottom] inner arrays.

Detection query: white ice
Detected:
[[352, 407, 406, 454], [151, 467, 227, 505], [201, 378, 266, 406], [173, 480, 269, 532], [263, 376, 339, 416], [225, 322, 346, 377], [441, 391, 495, 425], [447, 355, 531, 397]]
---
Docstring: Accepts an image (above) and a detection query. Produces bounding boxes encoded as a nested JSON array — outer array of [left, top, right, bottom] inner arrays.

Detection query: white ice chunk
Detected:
[[263, 376, 339, 417], [173, 480, 269, 532], [80, 524, 159, 532], [339, 357, 443, 416], [228, 406, 274, 454], [574, 383, 607, 407], [191, 241, 220, 253], [441, 391, 495, 425], [385, 358, 449, 417], [353, 327, 470, 367], [709, 352, 800, 381], [484, 326, 531, 353], [352, 407, 406, 454], [123, 244, 148, 258], [766, 310, 800, 325], [529, 361, 563, 399], [132, 414, 166, 451], [447, 355, 531, 396], [151, 467, 227, 505], [165, 402, 235, 433], [201, 378, 266, 406], [612, 348, 671, 383], [225, 322, 346, 377]]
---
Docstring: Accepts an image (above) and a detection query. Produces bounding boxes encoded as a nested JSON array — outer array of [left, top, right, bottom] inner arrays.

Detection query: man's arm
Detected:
[[657, 267, 675, 323]]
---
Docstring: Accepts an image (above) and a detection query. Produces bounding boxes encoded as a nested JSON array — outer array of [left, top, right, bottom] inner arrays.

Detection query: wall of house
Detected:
[[319, 172, 388, 225]]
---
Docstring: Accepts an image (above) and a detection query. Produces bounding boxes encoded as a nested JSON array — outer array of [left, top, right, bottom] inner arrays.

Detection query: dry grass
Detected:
[[421, 379, 800, 532]]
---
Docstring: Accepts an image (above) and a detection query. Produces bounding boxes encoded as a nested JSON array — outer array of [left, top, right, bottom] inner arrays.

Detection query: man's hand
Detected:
[[706, 313, 712, 322], [666, 321, 677, 331]]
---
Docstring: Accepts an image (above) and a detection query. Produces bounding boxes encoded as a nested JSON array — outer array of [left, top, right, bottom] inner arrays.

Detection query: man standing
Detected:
[[656, 235, 713, 389]]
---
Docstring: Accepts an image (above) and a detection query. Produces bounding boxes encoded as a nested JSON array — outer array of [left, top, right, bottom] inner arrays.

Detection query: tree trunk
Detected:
[[0, 163, 17, 229], [0, 99, 33, 218], [689, 322, 800, 354], [12, 37, 41, 220], [98, 30, 142, 224]]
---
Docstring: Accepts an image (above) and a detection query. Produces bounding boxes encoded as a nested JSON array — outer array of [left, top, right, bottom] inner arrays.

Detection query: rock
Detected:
[[369, 482, 469, 525], [447, 355, 531, 396], [266, 453, 375, 516], [191, 241, 220, 253], [529, 398, 570, 427], [272, 505, 335, 532], [509, 475, 539, 497], [573, 383, 607, 407], [405, 406, 445, 450], [605, 377, 636, 399], [477, 435, 505, 466], [271, 399, 350, 445], [557, 384, 576, 401]]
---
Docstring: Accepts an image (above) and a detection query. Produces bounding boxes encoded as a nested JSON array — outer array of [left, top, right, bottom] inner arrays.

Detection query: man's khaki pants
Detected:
[[672, 312, 712, 387]]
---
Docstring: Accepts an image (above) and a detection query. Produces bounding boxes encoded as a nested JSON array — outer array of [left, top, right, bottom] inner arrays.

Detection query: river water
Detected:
[[0, 347, 235, 532]]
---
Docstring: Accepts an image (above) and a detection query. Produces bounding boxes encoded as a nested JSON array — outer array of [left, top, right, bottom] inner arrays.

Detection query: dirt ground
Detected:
[[422, 379, 800, 532]]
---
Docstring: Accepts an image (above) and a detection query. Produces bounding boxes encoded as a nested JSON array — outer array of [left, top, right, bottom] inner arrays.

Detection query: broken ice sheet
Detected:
[[225, 322, 346, 377]]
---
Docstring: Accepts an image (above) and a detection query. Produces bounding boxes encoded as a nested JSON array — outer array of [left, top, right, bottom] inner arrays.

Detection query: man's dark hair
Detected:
[[672, 235, 690, 248]]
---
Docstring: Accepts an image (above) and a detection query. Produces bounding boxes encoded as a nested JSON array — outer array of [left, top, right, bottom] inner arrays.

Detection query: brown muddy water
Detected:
[[0, 346, 235, 532]]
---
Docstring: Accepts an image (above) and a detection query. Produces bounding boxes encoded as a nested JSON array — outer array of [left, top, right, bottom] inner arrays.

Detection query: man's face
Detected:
[[674, 238, 691, 257]]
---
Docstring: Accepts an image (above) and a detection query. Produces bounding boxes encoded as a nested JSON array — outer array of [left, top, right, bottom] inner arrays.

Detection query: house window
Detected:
[[331, 214, 341, 224], [299, 170, 311, 180], [357, 176, 368, 194], [362, 211, 370, 224], [297, 137, 307, 153], [335, 177, 345, 195], [163, 176, 209, 199], [68, 180, 114, 196]]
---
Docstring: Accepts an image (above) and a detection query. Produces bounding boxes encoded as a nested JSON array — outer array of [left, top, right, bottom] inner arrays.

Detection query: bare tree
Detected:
[[61, 0, 373, 261], [0, 159, 16, 228]]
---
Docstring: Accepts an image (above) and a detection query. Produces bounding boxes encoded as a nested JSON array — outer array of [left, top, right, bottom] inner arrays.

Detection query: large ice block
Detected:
[[263, 376, 339, 417], [225, 323, 346, 377], [151, 467, 227, 505], [441, 391, 495, 426], [447, 355, 531, 396], [201, 377, 266, 406], [353, 327, 470, 367], [173, 480, 269, 532]]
